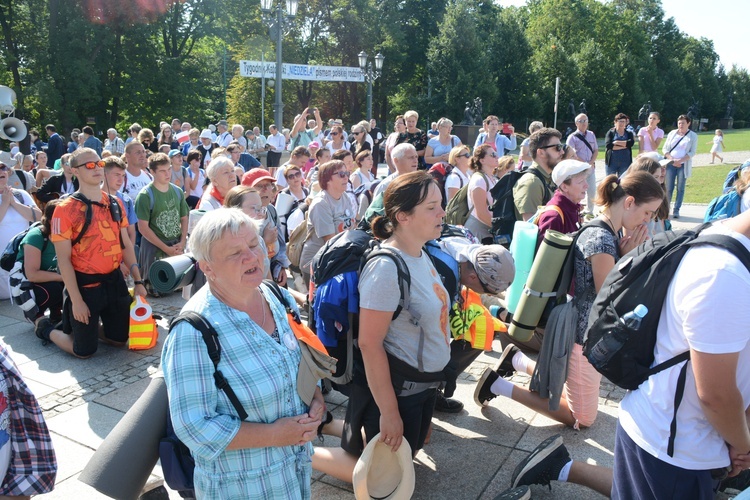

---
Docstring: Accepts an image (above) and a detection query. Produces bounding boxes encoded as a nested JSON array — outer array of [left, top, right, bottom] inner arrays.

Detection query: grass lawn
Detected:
[[684, 163, 737, 204], [693, 128, 750, 155]]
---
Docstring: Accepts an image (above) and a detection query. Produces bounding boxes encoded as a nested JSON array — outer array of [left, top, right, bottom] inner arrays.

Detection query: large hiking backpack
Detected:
[[583, 225, 750, 456], [704, 189, 741, 222], [159, 312, 248, 496], [489, 167, 552, 246], [444, 173, 489, 226], [310, 229, 461, 386]]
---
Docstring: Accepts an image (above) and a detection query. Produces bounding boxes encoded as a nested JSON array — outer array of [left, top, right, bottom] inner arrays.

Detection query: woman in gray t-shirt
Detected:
[[298, 160, 354, 287], [351, 171, 449, 455]]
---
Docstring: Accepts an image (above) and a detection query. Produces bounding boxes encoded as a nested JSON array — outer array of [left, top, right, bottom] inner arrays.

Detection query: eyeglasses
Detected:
[[352, 131, 362, 136], [457, 153, 471, 159], [330, 132, 340, 136], [75, 160, 106, 169], [245, 205, 267, 218], [486, 152, 499, 158], [255, 183, 274, 191], [0, 164, 9, 171], [333, 170, 348, 179], [576, 119, 588, 123], [285, 171, 302, 180], [539, 143, 566, 152]]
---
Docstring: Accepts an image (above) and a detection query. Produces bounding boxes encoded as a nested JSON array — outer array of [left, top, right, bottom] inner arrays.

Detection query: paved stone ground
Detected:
[[0, 155, 745, 498]]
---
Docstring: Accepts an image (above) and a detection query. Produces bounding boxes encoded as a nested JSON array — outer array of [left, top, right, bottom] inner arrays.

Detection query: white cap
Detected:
[[199, 129, 213, 139], [552, 159, 591, 186]]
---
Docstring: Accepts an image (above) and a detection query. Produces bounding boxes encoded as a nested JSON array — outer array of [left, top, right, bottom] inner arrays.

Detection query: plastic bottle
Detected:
[[588, 304, 648, 368]]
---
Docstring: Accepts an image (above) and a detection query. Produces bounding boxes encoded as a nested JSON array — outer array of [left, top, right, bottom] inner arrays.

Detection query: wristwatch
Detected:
[[134, 280, 144, 286]]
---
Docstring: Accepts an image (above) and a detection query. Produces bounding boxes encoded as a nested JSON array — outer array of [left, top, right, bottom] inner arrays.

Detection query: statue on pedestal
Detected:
[[638, 101, 652, 121], [473, 97, 483, 126], [578, 99, 587, 116], [461, 102, 475, 126], [687, 99, 700, 122], [567, 100, 576, 122], [725, 95, 734, 120]]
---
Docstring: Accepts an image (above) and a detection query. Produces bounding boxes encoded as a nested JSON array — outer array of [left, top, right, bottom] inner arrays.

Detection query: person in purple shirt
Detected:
[[566, 114, 598, 214]]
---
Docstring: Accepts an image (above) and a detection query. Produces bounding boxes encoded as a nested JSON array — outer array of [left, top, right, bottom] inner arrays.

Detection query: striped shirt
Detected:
[[161, 283, 312, 499]]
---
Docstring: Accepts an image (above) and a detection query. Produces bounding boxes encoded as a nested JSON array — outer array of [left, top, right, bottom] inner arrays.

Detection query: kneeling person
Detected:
[[46, 148, 146, 358], [135, 152, 189, 296]]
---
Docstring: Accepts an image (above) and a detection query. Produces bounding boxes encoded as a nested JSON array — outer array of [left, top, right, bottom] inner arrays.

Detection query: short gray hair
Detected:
[[391, 143, 416, 161], [205, 156, 235, 181], [107, 128, 118, 136], [437, 117, 453, 129], [529, 121, 544, 134], [189, 208, 258, 262]]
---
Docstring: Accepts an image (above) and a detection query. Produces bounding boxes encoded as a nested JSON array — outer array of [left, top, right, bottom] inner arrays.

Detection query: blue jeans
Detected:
[[605, 162, 629, 178], [665, 163, 686, 214]]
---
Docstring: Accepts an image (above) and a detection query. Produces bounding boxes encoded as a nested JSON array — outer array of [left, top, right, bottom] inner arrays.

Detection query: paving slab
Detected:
[[94, 376, 153, 413], [46, 402, 125, 449]]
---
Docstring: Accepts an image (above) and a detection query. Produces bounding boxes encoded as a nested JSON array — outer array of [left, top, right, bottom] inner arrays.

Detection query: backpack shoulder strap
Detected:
[[69, 193, 94, 247], [527, 167, 554, 202], [18, 170, 27, 191], [362, 245, 411, 321], [170, 312, 249, 421], [689, 234, 750, 272]]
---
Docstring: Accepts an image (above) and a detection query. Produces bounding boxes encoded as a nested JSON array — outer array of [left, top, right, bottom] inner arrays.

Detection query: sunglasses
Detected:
[[539, 143, 566, 152], [330, 132, 340, 136], [0, 164, 9, 171], [75, 160, 106, 169], [333, 170, 348, 179], [285, 171, 302, 180], [457, 153, 471, 158], [576, 119, 588, 123], [352, 131, 362, 136], [486, 152, 499, 158]]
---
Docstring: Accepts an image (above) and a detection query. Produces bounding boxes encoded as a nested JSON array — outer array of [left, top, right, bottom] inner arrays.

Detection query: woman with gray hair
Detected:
[[197, 156, 237, 210], [424, 117, 461, 165], [162, 208, 325, 498]]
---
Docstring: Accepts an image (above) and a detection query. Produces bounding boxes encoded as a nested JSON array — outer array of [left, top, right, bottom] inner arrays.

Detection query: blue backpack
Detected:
[[704, 190, 742, 222]]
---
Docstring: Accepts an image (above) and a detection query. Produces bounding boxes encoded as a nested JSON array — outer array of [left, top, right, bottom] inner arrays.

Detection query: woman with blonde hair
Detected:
[[444, 145, 471, 202], [425, 117, 461, 165], [404, 110, 428, 170]]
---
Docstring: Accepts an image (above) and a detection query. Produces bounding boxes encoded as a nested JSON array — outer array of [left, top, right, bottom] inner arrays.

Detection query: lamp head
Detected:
[[286, 0, 298, 17], [358, 51, 368, 71], [374, 53, 385, 72]]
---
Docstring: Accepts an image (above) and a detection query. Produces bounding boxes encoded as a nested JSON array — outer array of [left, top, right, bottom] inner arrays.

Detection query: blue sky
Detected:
[[501, 0, 748, 71]]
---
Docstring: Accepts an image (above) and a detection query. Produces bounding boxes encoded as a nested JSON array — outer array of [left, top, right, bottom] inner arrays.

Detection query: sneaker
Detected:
[[474, 367, 499, 407], [34, 317, 54, 343], [512, 434, 571, 489], [434, 391, 464, 413], [672, 212, 680, 219], [493, 485, 530, 500], [495, 344, 520, 379]]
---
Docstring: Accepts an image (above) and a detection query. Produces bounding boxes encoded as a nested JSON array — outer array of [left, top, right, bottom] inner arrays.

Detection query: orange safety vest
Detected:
[[450, 287, 506, 351]]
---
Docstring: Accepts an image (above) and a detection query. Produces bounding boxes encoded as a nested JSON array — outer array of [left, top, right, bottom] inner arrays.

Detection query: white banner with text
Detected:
[[239, 60, 364, 82]]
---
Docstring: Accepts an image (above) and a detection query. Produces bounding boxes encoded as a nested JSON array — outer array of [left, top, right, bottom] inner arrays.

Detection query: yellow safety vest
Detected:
[[450, 287, 506, 351]]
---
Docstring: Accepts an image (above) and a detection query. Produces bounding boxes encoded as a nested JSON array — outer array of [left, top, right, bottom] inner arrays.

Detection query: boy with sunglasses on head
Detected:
[[45, 147, 146, 358]]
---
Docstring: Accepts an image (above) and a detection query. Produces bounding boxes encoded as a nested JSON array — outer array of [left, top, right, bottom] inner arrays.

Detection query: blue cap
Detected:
[[168, 149, 183, 158]]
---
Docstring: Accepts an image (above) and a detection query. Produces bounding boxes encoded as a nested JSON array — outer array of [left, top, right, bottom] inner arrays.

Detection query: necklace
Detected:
[[600, 212, 617, 234]]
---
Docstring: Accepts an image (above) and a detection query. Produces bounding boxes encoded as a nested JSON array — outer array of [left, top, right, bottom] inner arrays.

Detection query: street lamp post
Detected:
[[261, 0, 298, 130], [358, 51, 384, 122]]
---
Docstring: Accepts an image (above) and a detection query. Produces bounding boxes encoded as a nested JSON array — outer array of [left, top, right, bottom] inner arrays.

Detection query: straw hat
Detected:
[[352, 433, 415, 500]]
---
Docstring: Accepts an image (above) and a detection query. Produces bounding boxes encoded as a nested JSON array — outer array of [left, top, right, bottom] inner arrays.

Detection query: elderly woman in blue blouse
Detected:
[[161, 208, 325, 499]]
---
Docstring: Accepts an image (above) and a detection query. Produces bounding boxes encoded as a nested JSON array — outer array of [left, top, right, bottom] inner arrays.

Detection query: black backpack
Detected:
[[489, 167, 553, 246], [583, 225, 750, 456], [0, 222, 47, 272], [159, 312, 248, 496]]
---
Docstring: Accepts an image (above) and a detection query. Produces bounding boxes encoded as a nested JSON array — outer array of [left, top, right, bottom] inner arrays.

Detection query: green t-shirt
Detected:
[[134, 183, 189, 242], [18, 226, 57, 271]]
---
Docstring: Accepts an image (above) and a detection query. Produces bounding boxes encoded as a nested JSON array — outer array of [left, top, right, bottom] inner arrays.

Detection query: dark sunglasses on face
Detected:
[[75, 160, 106, 170], [0, 164, 9, 171], [457, 153, 471, 158], [333, 170, 348, 179], [331, 132, 340, 136], [539, 143, 566, 152], [285, 171, 302, 180], [486, 152, 498, 158]]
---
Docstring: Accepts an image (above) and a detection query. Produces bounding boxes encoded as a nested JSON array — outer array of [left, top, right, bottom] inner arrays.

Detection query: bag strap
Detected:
[[574, 132, 594, 154], [554, 218, 613, 300], [667, 133, 688, 155], [170, 312, 249, 421], [667, 360, 689, 457], [526, 167, 555, 203]]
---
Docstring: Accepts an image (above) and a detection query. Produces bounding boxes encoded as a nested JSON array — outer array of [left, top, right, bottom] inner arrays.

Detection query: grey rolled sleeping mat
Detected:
[[79, 374, 168, 500]]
